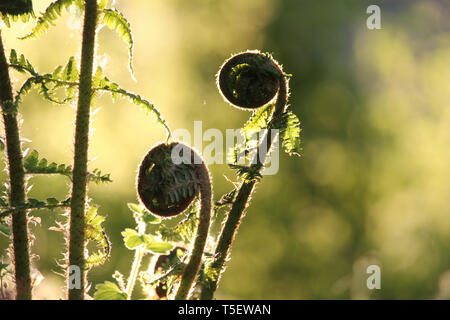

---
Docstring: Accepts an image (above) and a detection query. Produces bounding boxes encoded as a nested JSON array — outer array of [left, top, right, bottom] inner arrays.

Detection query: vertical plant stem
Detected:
[[0, 32, 32, 300], [125, 247, 144, 299], [175, 155, 212, 300], [200, 78, 288, 300], [125, 221, 145, 299], [68, 0, 98, 300]]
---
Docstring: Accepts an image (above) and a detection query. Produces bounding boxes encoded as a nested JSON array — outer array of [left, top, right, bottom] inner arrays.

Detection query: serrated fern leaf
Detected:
[[24, 150, 72, 177], [88, 168, 113, 184], [13, 77, 35, 106], [19, 0, 82, 40], [278, 110, 302, 157], [0, 0, 34, 27], [12, 55, 79, 106], [23, 150, 112, 184], [93, 70, 171, 137], [86, 250, 108, 269], [158, 207, 198, 243], [224, 104, 275, 167], [15, 76, 75, 106], [228, 163, 263, 182], [102, 8, 134, 78], [243, 104, 274, 138], [9, 49, 36, 74], [0, 197, 71, 218], [61, 56, 79, 82], [85, 206, 111, 269]]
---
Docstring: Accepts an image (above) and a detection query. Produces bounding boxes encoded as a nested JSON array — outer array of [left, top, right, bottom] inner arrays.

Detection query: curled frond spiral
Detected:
[[137, 142, 199, 217], [217, 50, 285, 110], [137, 142, 212, 300]]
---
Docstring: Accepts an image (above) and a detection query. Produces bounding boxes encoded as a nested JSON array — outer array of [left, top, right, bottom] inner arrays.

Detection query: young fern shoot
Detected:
[[137, 142, 212, 300], [200, 51, 301, 300], [94, 142, 212, 300]]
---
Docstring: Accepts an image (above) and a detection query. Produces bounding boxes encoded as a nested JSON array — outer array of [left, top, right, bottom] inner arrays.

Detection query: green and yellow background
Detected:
[[1, 0, 449, 299]]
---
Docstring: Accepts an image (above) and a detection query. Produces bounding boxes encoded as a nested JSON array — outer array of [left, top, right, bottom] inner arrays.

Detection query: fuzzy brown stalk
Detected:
[[174, 151, 212, 300], [0, 32, 32, 300], [68, 0, 98, 300], [137, 142, 212, 300]]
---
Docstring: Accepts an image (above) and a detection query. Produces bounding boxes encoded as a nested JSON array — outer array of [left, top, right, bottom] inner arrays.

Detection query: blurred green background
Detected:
[[1, 0, 450, 299]]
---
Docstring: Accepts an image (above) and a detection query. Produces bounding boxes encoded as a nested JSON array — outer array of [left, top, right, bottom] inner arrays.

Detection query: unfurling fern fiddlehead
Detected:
[[200, 50, 292, 300], [137, 142, 212, 300], [217, 51, 283, 110]]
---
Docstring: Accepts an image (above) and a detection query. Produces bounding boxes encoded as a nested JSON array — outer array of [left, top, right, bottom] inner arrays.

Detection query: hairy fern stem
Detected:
[[68, 0, 98, 300], [137, 142, 212, 300], [175, 153, 212, 300], [0, 32, 32, 300]]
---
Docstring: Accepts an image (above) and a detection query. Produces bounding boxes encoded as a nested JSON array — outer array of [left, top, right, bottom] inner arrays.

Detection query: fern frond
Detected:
[[88, 168, 112, 184], [9, 49, 36, 75], [23, 149, 112, 184], [12, 55, 79, 106], [228, 163, 263, 182], [19, 0, 82, 40], [243, 104, 274, 138], [85, 206, 111, 269], [157, 208, 198, 243], [0, 197, 71, 218], [24, 150, 72, 177], [275, 109, 302, 157], [101, 8, 134, 78], [93, 69, 171, 137], [61, 56, 80, 82]]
